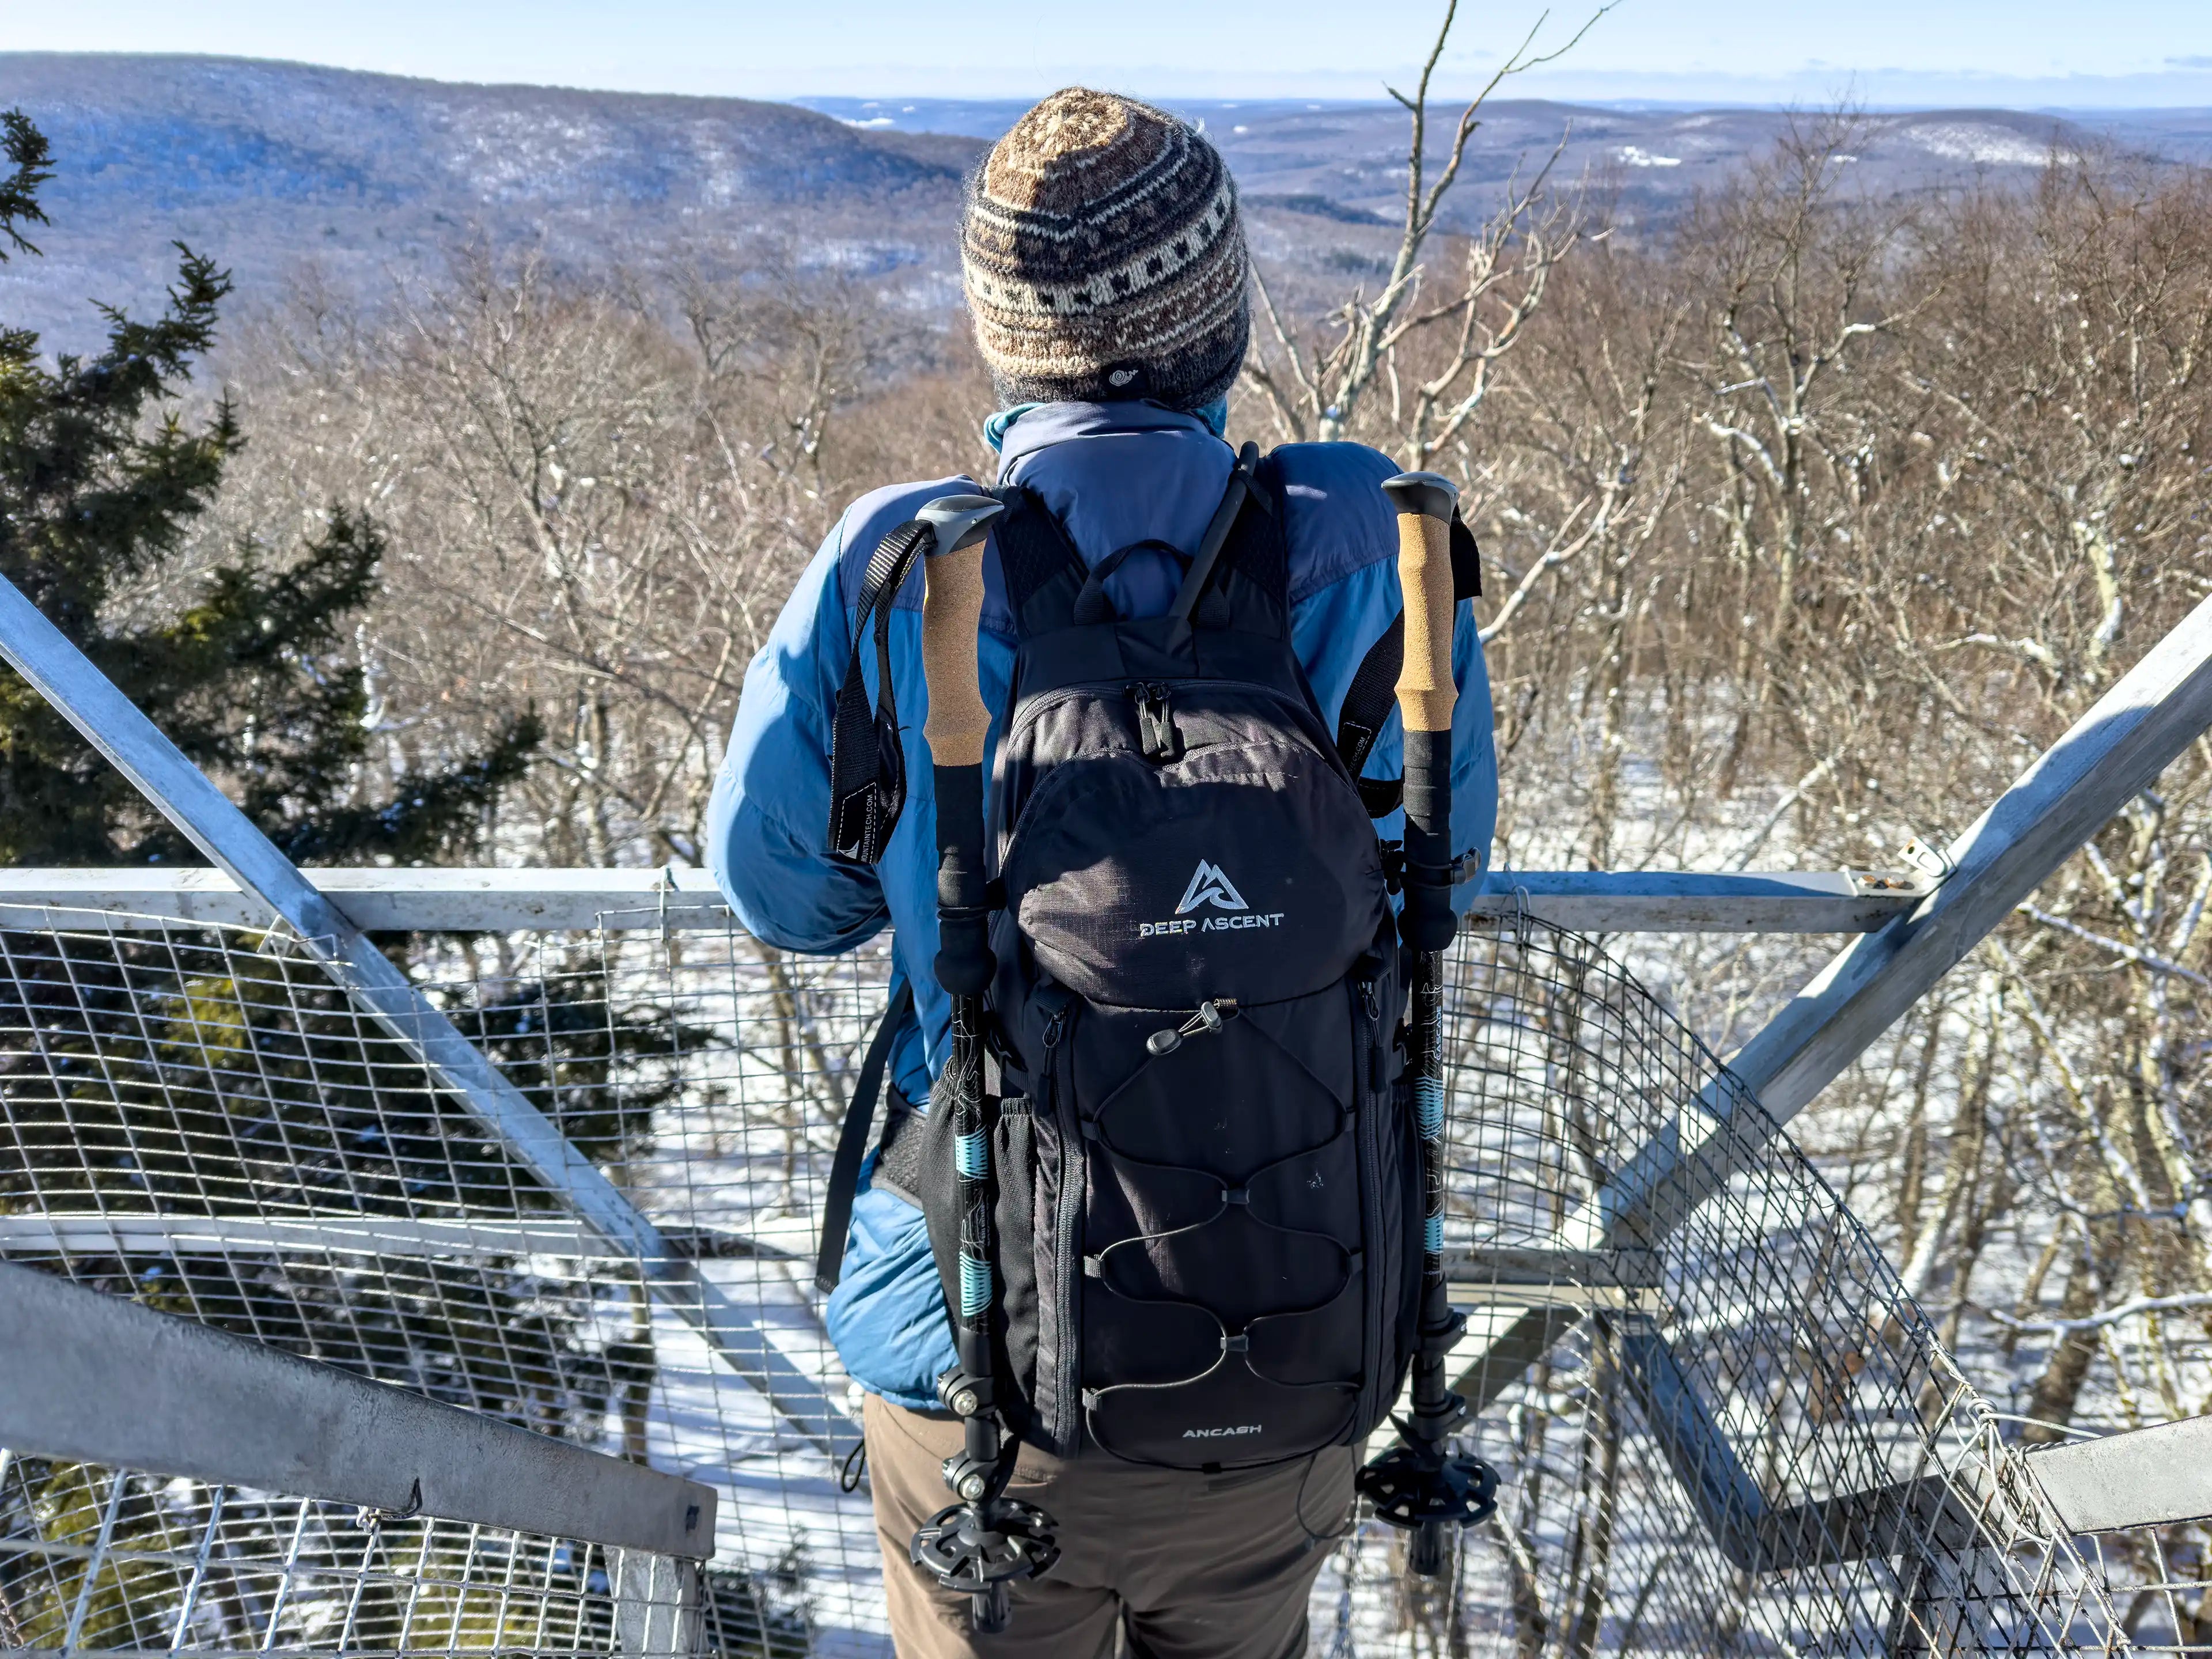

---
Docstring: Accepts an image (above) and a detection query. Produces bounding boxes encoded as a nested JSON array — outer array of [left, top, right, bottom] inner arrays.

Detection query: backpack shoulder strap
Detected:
[[1337, 612, 1408, 816], [1227, 449, 1293, 616], [1333, 505, 1482, 818], [1450, 513, 1482, 601], [991, 486, 1088, 638], [827, 521, 931, 862], [1169, 442, 1260, 622], [1164, 444, 1289, 638], [813, 978, 916, 1293]]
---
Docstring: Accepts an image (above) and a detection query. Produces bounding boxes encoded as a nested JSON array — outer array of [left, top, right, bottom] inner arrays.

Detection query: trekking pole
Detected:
[[902, 493, 1060, 1634], [1355, 472, 1499, 1578]]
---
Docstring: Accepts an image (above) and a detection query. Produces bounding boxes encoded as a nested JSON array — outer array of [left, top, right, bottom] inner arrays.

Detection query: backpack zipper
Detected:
[[1359, 976, 1384, 1093], [1351, 966, 1389, 1434], [1041, 1001, 1084, 1452], [999, 675, 1321, 759]]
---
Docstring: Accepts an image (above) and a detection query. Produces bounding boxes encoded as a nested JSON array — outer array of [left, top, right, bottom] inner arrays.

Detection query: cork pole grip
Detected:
[[1387, 474, 1459, 735], [921, 539, 990, 768]]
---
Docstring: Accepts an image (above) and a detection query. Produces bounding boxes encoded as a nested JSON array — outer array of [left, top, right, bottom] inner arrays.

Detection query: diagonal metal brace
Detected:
[[0, 1259, 719, 1557], [0, 574, 853, 1459], [1592, 588, 2212, 1250], [1452, 590, 2212, 1552]]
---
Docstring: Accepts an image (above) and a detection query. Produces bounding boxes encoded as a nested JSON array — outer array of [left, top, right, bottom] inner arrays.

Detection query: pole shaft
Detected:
[[913, 498, 1016, 1529], [1382, 471, 1465, 1495]]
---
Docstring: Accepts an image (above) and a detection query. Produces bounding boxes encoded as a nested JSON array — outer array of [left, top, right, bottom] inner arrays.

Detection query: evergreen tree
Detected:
[[0, 107, 538, 865]]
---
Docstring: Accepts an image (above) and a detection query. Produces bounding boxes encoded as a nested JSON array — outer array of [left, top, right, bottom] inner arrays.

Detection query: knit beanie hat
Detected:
[[961, 89, 1251, 411]]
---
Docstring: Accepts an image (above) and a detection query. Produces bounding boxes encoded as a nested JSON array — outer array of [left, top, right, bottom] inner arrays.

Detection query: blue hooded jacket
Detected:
[[706, 402, 1498, 1409]]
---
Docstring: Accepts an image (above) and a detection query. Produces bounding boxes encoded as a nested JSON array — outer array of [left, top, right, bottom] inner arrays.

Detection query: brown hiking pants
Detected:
[[862, 1394, 1355, 1659]]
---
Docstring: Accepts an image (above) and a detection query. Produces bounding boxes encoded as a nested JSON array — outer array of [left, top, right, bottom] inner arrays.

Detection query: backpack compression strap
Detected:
[[1334, 512, 1483, 817], [827, 520, 933, 862]]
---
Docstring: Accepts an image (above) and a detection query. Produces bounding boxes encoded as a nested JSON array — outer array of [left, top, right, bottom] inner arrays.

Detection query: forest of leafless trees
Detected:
[[159, 62, 2212, 1492], [1317, 107, 2212, 1464]]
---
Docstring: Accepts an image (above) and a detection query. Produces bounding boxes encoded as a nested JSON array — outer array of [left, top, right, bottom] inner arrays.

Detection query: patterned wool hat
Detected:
[[961, 89, 1250, 411]]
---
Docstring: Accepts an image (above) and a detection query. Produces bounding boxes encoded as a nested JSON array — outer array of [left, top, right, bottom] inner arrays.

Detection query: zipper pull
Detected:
[[1356, 964, 1385, 1092], [1128, 682, 1181, 763], [1036, 1005, 1068, 1109]]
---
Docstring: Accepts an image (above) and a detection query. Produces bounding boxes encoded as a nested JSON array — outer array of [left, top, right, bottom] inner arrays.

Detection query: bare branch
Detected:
[[2017, 904, 2212, 988], [1989, 1291, 2212, 1335]]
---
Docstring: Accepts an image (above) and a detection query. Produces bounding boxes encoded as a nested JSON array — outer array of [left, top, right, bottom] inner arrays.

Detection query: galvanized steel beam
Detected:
[[1465, 867, 1931, 934], [0, 1212, 800, 1264], [0, 1259, 716, 1558], [0, 865, 1931, 936], [1586, 588, 2212, 1252], [2026, 1414, 2212, 1534], [0, 865, 731, 934], [1709, 1409, 2212, 1570]]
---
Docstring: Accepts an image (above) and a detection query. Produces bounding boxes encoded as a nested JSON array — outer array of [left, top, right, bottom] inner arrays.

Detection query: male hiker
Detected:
[[708, 88, 1497, 1659]]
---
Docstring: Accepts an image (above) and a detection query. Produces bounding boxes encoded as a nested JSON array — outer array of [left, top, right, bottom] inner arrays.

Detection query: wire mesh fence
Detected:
[[0, 1451, 717, 1659], [0, 1453, 723, 1659], [1418, 920, 2210, 1656], [0, 899, 2202, 1655]]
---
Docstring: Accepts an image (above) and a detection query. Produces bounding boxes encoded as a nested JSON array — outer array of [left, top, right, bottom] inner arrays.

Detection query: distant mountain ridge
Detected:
[[1, 55, 2206, 357], [0, 54, 986, 352], [5, 55, 982, 208], [802, 95, 2212, 227]]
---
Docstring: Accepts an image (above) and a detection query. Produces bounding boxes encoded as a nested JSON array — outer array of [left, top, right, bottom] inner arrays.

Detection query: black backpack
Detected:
[[821, 446, 1445, 1472]]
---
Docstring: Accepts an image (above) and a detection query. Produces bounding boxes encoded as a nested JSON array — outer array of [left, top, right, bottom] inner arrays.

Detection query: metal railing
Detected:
[[0, 865, 1939, 937], [0, 1260, 715, 1561], [0, 1268, 717, 1658]]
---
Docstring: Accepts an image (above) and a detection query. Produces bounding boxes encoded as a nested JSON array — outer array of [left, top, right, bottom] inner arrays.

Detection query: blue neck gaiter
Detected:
[[984, 397, 1230, 454]]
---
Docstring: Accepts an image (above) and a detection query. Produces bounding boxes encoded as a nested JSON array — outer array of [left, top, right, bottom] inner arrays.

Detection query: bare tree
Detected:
[[202, 245, 987, 868], [1239, 1, 1609, 449]]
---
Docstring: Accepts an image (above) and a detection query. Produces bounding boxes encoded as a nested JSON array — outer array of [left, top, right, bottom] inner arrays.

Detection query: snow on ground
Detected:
[[641, 1288, 890, 1654]]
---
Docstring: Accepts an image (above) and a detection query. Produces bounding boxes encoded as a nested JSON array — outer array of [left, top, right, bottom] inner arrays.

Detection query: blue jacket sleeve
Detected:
[[706, 498, 967, 1410], [706, 521, 889, 955]]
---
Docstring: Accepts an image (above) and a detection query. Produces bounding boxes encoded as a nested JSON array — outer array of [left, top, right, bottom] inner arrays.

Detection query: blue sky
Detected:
[[5, 0, 2210, 107]]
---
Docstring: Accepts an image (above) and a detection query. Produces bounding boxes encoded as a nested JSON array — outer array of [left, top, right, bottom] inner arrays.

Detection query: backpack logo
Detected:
[[1176, 861, 1248, 915], [1140, 859, 1282, 938]]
